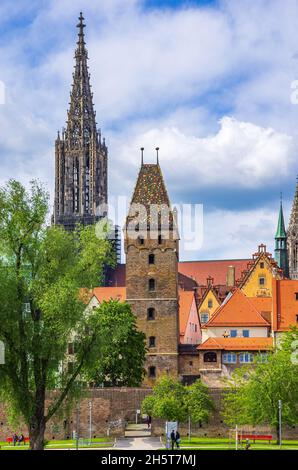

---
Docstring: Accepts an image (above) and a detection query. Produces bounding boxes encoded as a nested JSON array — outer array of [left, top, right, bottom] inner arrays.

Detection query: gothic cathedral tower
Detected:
[[124, 152, 180, 385], [54, 13, 108, 231], [288, 180, 298, 279]]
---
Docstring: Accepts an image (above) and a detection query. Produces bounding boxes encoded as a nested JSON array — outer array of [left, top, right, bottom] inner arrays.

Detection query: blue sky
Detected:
[[0, 0, 298, 261]]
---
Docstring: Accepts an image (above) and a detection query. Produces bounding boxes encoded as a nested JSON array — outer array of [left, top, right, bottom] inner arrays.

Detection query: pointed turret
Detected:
[[53, 13, 108, 231], [275, 197, 289, 278]]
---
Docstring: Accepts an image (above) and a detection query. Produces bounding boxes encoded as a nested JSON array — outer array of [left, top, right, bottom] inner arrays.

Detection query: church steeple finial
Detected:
[[77, 12, 86, 52]]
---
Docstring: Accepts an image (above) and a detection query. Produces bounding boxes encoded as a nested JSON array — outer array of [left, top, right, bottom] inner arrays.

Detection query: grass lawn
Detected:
[[0, 437, 114, 450], [177, 437, 298, 451]]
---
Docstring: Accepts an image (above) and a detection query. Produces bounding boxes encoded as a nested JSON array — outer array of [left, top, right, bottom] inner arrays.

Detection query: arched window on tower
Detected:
[[149, 279, 155, 291], [147, 308, 155, 320], [149, 254, 155, 265]]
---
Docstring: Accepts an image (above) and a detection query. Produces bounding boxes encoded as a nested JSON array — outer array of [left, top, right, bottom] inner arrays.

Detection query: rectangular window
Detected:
[[239, 353, 254, 363], [260, 262, 264, 269], [149, 254, 155, 265], [149, 366, 156, 378], [296, 293, 298, 301], [68, 343, 75, 355], [207, 299, 213, 308], [230, 330, 237, 338], [149, 336, 156, 348], [242, 330, 249, 338], [257, 353, 268, 363], [222, 352, 237, 364], [201, 313, 209, 324], [259, 277, 265, 286], [296, 314, 298, 323]]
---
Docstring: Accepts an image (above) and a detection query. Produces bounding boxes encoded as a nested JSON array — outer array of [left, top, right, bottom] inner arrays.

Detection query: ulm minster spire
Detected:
[[54, 12, 107, 231]]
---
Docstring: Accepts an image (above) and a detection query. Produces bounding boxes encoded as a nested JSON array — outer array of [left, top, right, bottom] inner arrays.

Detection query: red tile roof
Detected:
[[108, 260, 250, 288], [178, 259, 249, 286], [272, 279, 298, 331], [179, 291, 196, 335], [197, 337, 273, 351], [92, 287, 126, 303], [205, 289, 270, 327]]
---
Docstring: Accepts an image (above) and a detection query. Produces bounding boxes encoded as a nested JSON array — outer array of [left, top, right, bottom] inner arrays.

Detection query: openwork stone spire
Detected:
[[54, 12, 108, 231], [287, 179, 298, 278]]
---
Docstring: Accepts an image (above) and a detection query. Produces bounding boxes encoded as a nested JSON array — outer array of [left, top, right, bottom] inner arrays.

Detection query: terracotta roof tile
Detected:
[[108, 260, 250, 288], [179, 290, 196, 335], [272, 279, 298, 331], [197, 337, 273, 351], [205, 288, 270, 327], [92, 287, 126, 303]]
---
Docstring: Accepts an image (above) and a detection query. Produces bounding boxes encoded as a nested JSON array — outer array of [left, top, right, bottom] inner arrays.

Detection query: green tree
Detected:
[[142, 376, 213, 425], [0, 180, 116, 450], [185, 379, 214, 425], [83, 300, 146, 387], [222, 330, 298, 444]]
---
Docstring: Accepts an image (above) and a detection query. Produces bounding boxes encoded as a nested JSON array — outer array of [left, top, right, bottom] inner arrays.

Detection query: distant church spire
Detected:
[[53, 12, 108, 230], [65, 11, 97, 144], [275, 196, 288, 277]]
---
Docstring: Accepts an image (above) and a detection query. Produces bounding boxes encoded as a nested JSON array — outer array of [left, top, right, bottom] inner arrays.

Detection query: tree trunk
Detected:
[[29, 415, 46, 450], [29, 388, 46, 450]]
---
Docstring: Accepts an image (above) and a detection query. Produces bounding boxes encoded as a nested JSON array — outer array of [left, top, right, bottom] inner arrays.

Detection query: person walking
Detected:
[[175, 430, 181, 449], [170, 430, 176, 450], [12, 433, 18, 446], [147, 415, 152, 429], [18, 434, 25, 446]]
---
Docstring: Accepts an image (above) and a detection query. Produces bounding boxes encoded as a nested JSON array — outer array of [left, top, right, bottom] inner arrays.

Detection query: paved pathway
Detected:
[[114, 437, 162, 450]]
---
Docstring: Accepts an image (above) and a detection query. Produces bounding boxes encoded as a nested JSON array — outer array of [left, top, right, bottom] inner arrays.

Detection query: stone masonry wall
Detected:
[[1, 387, 297, 441]]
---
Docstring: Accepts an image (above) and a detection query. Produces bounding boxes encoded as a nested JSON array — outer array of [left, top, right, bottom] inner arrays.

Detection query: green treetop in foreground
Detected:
[[142, 376, 214, 424], [222, 328, 298, 444], [0, 180, 145, 450]]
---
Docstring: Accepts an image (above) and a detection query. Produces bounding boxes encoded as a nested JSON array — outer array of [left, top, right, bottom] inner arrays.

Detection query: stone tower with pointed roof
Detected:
[[287, 181, 298, 279], [124, 154, 180, 384], [275, 199, 289, 278], [53, 13, 107, 230]]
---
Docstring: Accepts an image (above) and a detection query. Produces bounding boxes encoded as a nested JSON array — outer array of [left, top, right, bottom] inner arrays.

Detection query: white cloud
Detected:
[[180, 204, 285, 261], [111, 116, 294, 195], [0, 0, 297, 261]]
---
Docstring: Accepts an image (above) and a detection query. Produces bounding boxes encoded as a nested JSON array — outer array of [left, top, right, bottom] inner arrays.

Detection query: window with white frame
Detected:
[[242, 330, 249, 338], [222, 352, 237, 364], [230, 330, 237, 338], [239, 352, 254, 363], [256, 353, 269, 363], [200, 313, 209, 324]]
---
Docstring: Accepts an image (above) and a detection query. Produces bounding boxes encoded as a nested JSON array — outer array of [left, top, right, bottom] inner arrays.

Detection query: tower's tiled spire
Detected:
[[275, 198, 287, 239], [275, 196, 288, 277], [65, 11, 97, 144]]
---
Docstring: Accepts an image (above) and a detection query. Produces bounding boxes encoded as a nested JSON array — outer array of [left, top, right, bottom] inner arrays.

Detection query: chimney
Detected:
[[227, 265, 235, 287]]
